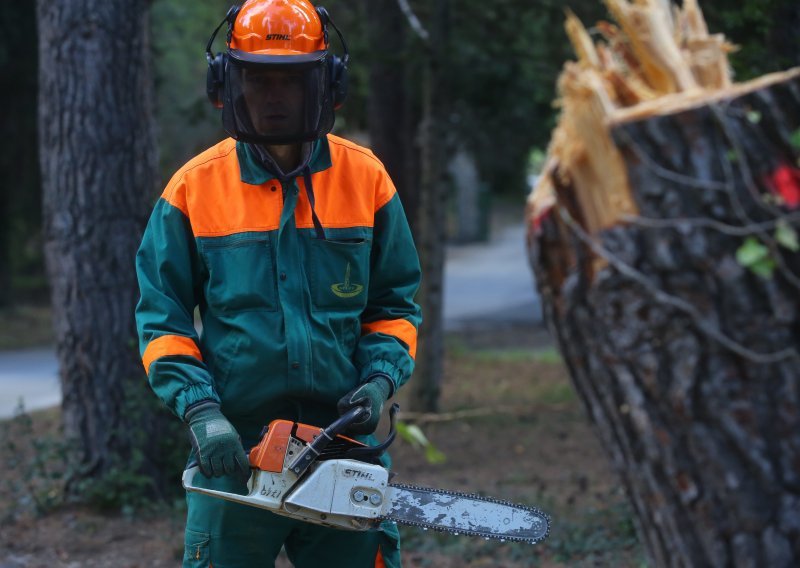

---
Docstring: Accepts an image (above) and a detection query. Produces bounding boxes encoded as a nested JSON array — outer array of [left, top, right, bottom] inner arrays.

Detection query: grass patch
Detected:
[[0, 304, 53, 351], [400, 497, 644, 567]]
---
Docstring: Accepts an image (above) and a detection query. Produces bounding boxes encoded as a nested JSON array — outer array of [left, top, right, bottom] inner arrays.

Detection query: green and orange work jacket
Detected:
[[135, 134, 422, 446]]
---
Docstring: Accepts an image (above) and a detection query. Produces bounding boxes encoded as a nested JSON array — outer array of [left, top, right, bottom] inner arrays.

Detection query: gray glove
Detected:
[[185, 401, 249, 481], [337, 375, 393, 435]]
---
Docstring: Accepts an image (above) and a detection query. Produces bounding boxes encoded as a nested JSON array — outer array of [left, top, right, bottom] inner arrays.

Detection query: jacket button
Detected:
[[280, 272, 287, 281], [293, 188, 299, 195], [291, 362, 300, 369], [270, 185, 277, 192]]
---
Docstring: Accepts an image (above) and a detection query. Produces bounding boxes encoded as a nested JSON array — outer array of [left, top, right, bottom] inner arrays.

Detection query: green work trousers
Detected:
[[183, 473, 401, 568]]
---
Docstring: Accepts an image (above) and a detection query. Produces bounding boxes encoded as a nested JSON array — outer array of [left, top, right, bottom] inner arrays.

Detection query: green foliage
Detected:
[[396, 421, 447, 464], [790, 129, 800, 152], [0, 3, 44, 303], [775, 220, 800, 252], [736, 237, 775, 278], [0, 404, 72, 519], [74, 378, 189, 512], [150, 0, 232, 184], [445, 0, 605, 197], [546, 500, 642, 565], [399, 498, 642, 567], [702, 0, 799, 80]]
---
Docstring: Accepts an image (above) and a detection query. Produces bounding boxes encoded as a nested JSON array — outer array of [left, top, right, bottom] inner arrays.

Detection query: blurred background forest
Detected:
[[1, 0, 798, 306]]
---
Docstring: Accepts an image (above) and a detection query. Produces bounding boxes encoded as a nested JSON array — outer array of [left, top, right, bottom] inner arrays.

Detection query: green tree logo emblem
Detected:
[[331, 262, 364, 298]]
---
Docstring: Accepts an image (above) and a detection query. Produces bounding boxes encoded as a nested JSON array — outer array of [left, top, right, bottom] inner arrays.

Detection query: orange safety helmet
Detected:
[[206, 0, 349, 145], [230, 0, 326, 56]]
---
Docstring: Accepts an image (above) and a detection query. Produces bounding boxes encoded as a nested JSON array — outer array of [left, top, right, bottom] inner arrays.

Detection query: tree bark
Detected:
[[529, 72, 800, 567], [37, 0, 169, 494], [408, 0, 449, 413], [365, 0, 418, 231]]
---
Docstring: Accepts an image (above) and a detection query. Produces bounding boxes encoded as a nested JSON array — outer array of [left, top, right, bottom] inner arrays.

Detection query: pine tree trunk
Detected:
[[37, 0, 170, 494], [409, 0, 449, 412], [365, 0, 418, 230], [529, 71, 800, 567]]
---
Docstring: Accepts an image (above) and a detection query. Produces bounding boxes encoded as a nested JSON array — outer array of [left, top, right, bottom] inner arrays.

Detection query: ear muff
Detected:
[[205, 6, 240, 109], [206, 52, 227, 109], [317, 6, 349, 110], [329, 54, 349, 110]]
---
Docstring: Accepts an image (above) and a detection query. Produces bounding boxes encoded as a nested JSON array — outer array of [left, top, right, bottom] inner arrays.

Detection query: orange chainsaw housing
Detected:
[[249, 419, 365, 473]]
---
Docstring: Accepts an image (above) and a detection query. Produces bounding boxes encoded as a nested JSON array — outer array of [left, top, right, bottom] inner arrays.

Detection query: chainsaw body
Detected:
[[183, 407, 394, 531]]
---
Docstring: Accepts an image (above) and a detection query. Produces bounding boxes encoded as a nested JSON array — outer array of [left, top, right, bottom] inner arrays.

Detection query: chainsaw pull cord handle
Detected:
[[288, 405, 366, 476], [342, 402, 399, 461]]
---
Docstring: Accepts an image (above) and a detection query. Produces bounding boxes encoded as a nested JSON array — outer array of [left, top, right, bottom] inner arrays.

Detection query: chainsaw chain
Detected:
[[379, 483, 551, 545]]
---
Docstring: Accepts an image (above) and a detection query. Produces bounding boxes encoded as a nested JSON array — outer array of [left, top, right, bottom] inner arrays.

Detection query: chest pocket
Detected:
[[200, 236, 277, 313], [310, 235, 371, 311]]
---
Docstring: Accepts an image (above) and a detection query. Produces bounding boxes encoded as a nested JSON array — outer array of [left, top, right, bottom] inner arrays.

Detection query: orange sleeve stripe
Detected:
[[142, 335, 203, 375], [361, 319, 418, 360]]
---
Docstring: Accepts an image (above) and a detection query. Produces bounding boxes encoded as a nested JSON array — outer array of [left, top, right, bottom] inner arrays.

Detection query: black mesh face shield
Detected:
[[221, 50, 335, 145]]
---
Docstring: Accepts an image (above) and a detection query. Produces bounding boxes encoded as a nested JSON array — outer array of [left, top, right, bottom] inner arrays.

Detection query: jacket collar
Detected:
[[236, 136, 332, 185]]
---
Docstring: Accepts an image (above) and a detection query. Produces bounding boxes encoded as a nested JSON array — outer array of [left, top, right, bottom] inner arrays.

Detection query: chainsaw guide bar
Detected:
[[381, 483, 550, 544]]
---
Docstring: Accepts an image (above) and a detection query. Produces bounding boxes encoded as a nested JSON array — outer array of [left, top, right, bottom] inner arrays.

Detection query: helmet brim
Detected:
[[229, 49, 327, 66]]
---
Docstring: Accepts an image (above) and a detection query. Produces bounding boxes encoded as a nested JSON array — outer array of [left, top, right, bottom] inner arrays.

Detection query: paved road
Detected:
[[444, 222, 541, 330], [0, 348, 60, 419], [0, 221, 541, 419]]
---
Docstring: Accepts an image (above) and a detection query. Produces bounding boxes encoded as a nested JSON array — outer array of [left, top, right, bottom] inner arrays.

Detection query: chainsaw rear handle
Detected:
[[288, 405, 366, 476], [289, 402, 400, 476]]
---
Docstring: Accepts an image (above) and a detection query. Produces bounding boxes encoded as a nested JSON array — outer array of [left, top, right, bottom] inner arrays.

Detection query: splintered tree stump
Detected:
[[530, 70, 800, 568], [526, 2, 800, 566]]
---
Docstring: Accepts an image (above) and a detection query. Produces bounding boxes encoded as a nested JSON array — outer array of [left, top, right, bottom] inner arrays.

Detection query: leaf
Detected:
[[396, 422, 427, 448], [735, 237, 769, 265], [736, 237, 775, 278], [424, 445, 447, 465], [746, 110, 761, 124], [775, 220, 800, 252], [791, 128, 800, 152], [748, 257, 776, 278], [396, 421, 446, 465]]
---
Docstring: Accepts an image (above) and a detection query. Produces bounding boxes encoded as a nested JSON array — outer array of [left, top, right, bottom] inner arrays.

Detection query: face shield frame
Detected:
[[221, 49, 336, 145]]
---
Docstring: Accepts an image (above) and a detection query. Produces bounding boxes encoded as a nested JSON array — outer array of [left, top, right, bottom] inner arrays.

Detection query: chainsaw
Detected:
[[183, 403, 550, 544]]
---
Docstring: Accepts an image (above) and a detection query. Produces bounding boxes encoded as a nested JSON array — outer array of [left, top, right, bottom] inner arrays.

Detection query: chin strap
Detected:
[[248, 142, 326, 241], [303, 167, 327, 241]]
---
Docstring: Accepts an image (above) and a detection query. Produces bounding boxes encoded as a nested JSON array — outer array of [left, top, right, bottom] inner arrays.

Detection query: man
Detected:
[[134, 1, 421, 566]]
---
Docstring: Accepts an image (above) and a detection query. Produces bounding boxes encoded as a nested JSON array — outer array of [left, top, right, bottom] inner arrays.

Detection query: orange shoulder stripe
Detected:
[[161, 139, 284, 237], [142, 335, 203, 375], [294, 136, 397, 230], [361, 319, 417, 360]]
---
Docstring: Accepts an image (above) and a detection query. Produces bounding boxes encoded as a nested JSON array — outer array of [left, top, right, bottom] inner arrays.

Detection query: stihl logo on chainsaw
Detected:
[[343, 468, 374, 481]]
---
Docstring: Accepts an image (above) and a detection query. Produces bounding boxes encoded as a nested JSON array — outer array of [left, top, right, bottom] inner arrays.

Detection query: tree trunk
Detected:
[[529, 71, 800, 567], [37, 0, 170, 495], [408, 0, 449, 412], [365, 0, 418, 231]]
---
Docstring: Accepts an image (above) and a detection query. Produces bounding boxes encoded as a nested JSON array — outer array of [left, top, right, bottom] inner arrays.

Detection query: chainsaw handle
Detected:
[[288, 406, 365, 476], [182, 465, 257, 506], [343, 402, 399, 461]]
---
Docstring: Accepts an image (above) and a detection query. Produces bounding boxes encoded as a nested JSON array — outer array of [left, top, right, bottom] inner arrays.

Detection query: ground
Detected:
[[0, 321, 645, 567]]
